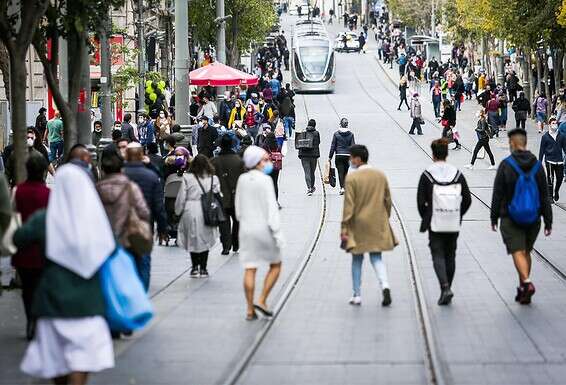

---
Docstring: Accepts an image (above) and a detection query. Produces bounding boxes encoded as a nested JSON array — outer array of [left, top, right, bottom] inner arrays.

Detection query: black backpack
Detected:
[[195, 176, 225, 227]]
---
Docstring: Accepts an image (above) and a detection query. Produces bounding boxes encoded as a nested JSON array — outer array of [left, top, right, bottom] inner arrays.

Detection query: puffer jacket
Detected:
[[410, 98, 422, 119], [96, 173, 150, 238]]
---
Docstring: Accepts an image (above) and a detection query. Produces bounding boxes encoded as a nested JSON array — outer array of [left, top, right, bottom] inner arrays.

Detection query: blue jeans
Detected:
[[432, 98, 441, 117], [283, 116, 294, 137], [135, 254, 151, 292], [351, 252, 389, 296], [49, 141, 64, 163]]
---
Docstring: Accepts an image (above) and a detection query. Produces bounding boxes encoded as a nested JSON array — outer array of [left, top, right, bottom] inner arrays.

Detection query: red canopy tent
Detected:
[[188, 62, 259, 87]]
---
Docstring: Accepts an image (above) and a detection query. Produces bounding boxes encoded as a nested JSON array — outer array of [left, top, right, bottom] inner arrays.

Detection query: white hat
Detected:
[[243, 145, 266, 169]]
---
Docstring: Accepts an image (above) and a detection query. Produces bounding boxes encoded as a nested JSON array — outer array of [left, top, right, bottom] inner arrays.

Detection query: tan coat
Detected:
[[341, 165, 398, 254]]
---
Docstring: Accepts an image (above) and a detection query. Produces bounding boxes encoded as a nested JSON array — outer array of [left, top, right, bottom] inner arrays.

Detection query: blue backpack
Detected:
[[505, 156, 541, 225]]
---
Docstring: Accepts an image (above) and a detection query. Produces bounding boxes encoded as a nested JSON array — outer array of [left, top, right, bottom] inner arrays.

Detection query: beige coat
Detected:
[[341, 165, 398, 254]]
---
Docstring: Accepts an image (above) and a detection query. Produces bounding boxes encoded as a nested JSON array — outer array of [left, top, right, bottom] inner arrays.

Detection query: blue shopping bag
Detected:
[[100, 246, 154, 332]]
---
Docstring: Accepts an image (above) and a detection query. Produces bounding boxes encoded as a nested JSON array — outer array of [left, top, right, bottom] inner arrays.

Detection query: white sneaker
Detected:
[[488, 165, 496, 170], [464, 164, 474, 170], [349, 296, 362, 305]]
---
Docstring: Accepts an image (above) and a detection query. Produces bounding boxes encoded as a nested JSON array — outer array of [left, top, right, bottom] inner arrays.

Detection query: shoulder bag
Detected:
[[196, 176, 225, 227]]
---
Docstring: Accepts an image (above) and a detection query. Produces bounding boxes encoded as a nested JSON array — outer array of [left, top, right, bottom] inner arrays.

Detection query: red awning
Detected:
[[188, 62, 259, 87]]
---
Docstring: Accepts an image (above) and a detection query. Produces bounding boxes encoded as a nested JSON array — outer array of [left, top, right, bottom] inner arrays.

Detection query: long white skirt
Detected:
[[20, 316, 114, 379]]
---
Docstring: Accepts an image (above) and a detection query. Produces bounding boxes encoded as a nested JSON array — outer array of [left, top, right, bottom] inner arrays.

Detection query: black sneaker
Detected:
[[381, 288, 392, 306], [221, 249, 230, 255], [189, 267, 200, 278], [199, 268, 209, 278], [520, 282, 535, 305], [437, 289, 453, 305]]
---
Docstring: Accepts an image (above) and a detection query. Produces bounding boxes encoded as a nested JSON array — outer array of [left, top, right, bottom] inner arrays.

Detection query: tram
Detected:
[[291, 30, 335, 93]]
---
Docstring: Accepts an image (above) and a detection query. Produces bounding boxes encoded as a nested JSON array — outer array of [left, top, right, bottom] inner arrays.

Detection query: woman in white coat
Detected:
[[175, 154, 220, 278], [235, 146, 284, 320]]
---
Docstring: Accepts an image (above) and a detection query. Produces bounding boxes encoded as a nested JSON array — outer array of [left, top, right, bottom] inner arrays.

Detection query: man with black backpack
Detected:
[[296, 119, 321, 196], [417, 138, 472, 305], [491, 129, 553, 305]]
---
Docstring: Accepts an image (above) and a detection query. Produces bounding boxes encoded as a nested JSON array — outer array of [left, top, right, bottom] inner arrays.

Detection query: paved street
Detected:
[[4, 15, 566, 385]]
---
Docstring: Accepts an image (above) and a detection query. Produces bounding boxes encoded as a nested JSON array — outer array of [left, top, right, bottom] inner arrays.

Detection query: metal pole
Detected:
[[175, 0, 190, 125], [216, 0, 226, 64], [137, 0, 145, 115], [77, 37, 92, 145], [431, 0, 435, 37], [100, 11, 113, 137]]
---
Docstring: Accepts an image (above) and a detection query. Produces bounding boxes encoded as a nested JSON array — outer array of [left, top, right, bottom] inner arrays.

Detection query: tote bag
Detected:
[[100, 246, 153, 332]]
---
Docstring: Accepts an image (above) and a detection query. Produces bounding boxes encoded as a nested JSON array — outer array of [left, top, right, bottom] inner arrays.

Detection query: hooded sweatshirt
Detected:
[[329, 129, 355, 158], [490, 150, 552, 229], [298, 125, 321, 159], [417, 161, 471, 233]]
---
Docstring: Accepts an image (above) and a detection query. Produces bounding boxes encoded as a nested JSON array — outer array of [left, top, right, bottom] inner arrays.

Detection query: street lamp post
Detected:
[[136, 0, 145, 116], [175, 0, 190, 125]]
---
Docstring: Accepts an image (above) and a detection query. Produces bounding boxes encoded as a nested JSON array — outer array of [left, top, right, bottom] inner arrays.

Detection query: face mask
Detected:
[[138, 118, 145, 124], [27, 138, 34, 147], [550, 123, 558, 132], [159, 113, 165, 118], [262, 162, 274, 175], [95, 126, 102, 132]]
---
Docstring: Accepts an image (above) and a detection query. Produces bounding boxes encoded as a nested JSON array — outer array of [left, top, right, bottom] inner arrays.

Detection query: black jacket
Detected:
[[298, 125, 320, 159], [417, 164, 471, 232], [539, 132, 566, 163], [512, 97, 531, 113], [442, 105, 457, 126], [490, 150, 552, 229], [197, 125, 219, 158], [124, 162, 167, 233], [329, 130, 355, 158], [121, 122, 137, 142], [211, 150, 246, 209]]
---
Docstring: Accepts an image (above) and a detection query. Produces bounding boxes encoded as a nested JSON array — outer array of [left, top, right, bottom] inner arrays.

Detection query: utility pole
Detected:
[[216, 0, 226, 64], [99, 10, 113, 138], [175, 0, 190, 125], [136, 0, 145, 115], [431, 0, 435, 37]]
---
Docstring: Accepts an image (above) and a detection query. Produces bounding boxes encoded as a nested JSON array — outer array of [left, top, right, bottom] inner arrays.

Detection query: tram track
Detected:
[[223, 94, 328, 385], [319, 89, 448, 385], [352, 63, 566, 286]]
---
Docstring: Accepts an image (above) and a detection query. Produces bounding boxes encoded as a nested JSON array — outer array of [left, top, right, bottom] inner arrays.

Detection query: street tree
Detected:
[[189, 0, 277, 67], [0, 0, 50, 183], [32, 0, 124, 155]]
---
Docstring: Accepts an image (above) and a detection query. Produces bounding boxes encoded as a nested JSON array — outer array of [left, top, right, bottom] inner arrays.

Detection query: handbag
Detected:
[[441, 119, 449, 127], [329, 167, 336, 188], [0, 187, 21, 256], [119, 183, 153, 258], [100, 246, 153, 332], [196, 176, 225, 227]]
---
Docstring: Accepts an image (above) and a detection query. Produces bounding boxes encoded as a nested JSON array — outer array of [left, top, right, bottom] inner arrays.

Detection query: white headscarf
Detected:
[[46, 164, 115, 279], [243, 145, 266, 169]]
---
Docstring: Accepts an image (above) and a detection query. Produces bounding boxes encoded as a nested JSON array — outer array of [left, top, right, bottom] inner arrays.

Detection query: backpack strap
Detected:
[[504, 155, 524, 176], [423, 170, 461, 186]]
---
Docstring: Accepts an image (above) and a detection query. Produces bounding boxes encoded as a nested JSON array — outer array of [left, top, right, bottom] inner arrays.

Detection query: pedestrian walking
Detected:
[[298, 119, 321, 196], [486, 93, 500, 137], [121, 113, 137, 143], [175, 154, 221, 278], [34, 107, 47, 140], [534, 92, 548, 133], [123, 142, 168, 290], [441, 100, 461, 149], [409, 92, 423, 135], [92, 121, 103, 147], [18, 164, 116, 385], [358, 32, 366, 54], [397, 76, 409, 110], [262, 132, 283, 204], [431, 80, 442, 118], [417, 139, 471, 305], [12, 152, 50, 340], [538, 116, 566, 202], [512, 91, 531, 129], [491, 129, 552, 304], [329, 118, 355, 195], [197, 115, 219, 158], [211, 135, 246, 255], [235, 146, 284, 320], [465, 109, 496, 169], [44, 111, 64, 165], [498, 90, 508, 131], [341, 145, 398, 306]]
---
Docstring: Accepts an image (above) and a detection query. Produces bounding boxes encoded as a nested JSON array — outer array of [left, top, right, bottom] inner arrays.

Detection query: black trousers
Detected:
[[398, 95, 409, 110], [545, 161, 564, 199], [270, 169, 280, 200], [471, 138, 495, 165], [219, 207, 239, 251], [301, 158, 317, 189], [335, 155, 350, 188], [428, 232, 459, 289], [516, 118, 526, 129], [190, 251, 209, 269], [16, 268, 42, 322], [409, 118, 422, 134]]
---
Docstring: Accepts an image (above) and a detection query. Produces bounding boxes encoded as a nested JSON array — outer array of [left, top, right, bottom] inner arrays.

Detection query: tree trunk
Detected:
[[0, 41, 10, 103], [536, 52, 542, 95], [554, 49, 563, 96], [9, 50, 28, 183], [525, 49, 534, 117], [228, 14, 240, 67], [543, 53, 550, 112]]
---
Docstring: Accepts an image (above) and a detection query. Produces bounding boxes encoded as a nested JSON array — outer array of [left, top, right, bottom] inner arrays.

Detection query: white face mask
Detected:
[[138, 118, 145, 124], [550, 123, 558, 132], [159, 113, 165, 118], [27, 138, 35, 147]]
